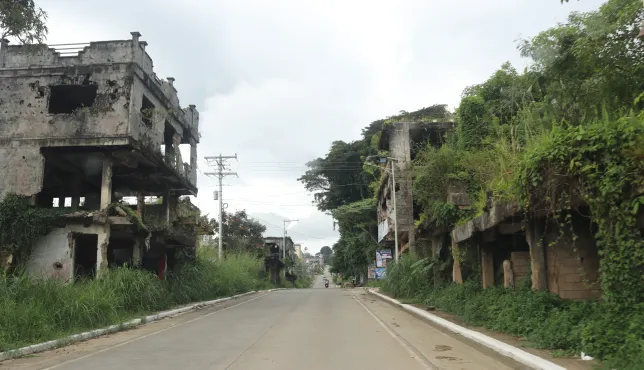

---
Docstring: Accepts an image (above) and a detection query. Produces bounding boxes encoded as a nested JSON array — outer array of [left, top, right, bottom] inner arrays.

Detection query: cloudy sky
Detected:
[[40, 0, 605, 254]]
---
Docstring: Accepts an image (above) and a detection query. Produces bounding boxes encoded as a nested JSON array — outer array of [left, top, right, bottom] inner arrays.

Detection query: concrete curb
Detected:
[[0, 290, 260, 362], [367, 289, 566, 370]]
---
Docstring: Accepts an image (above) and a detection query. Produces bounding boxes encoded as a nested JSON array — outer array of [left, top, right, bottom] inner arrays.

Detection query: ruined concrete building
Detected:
[[0, 32, 202, 280], [376, 121, 455, 256]]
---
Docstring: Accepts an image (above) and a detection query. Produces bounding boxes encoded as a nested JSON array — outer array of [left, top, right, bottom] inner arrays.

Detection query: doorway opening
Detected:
[[74, 233, 98, 280]]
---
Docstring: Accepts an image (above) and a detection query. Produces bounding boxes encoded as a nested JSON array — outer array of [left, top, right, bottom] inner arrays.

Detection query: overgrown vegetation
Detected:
[[301, 0, 644, 367], [0, 251, 269, 351], [0, 194, 64, 267], [382, 254, 644, 368]]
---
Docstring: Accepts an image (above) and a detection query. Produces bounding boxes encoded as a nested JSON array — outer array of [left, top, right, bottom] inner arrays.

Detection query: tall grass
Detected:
[[0, 252, 267, 351], [381, 254, 644, 368]]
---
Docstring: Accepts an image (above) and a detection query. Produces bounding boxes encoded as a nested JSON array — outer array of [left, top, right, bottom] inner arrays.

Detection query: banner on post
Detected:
[[376, 249, 393, 268]]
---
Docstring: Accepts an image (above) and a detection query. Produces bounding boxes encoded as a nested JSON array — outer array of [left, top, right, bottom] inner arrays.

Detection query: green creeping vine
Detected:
[[0, 193, 65, 265], [515, 114, 644, 308]]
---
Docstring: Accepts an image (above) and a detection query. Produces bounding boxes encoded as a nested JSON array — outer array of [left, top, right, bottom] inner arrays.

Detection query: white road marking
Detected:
[[40, 293, 269, 370], [352, 295, 438, 370]]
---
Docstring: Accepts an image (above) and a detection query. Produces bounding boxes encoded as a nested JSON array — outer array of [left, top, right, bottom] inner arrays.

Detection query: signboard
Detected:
[[368, 264, 376, 279], [375, 268, 387, 279], [376, 250, 392, 268], [377, 219, 389, 243]]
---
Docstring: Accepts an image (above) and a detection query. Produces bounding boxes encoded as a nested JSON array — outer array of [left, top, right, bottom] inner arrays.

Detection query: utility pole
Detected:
[[204, 154, 238, 260], [282, 219, 299, 260]]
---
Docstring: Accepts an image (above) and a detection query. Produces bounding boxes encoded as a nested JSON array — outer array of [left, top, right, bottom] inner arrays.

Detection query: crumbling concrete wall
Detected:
[[27, 228, 73, 281], [377, 122, 415, 249], [0, 33, 200, 199], [510, 251, 530, 285], [0, 147, 44, 199], [545, 223, 601, 300], [27, 223, 109, 282], [0, 65, 132, 139]]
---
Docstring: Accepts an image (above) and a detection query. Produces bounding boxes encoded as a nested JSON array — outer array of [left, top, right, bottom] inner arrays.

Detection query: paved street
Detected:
[[3, 276, 526, 370]]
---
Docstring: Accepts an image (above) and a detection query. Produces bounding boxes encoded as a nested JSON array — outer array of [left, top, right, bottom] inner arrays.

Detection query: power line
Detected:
[[204, 153, 238, 260]]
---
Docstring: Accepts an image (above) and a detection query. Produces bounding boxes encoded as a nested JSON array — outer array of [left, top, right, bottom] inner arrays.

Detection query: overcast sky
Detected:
[[41, 0, 605, 254]]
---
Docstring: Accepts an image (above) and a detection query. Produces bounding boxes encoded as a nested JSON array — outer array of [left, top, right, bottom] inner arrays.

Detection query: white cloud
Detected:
[[39, 0, 605, 253]]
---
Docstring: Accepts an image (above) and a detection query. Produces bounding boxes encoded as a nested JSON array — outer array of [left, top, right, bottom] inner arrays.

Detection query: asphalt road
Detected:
[[3, 276, 527, 370]]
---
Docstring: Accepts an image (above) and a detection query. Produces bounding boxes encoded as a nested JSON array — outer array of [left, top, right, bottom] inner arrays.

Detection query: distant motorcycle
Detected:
[[324, 279, 329, 288]]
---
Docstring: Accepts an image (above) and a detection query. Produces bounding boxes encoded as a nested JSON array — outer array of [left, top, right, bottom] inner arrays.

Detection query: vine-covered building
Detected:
[[376, 120, 455, 256], [0, 32, 203, 281]]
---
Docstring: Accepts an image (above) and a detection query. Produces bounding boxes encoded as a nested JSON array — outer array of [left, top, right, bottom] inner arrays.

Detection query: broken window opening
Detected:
[[48, 84, 98, 114], [80, 197, 86, 207], [107, 238, 134, 268], [73, 233, 98, 281], [141, 95, 155, 126], [52, 197, 60, 207], [64, 197, 72, 207]]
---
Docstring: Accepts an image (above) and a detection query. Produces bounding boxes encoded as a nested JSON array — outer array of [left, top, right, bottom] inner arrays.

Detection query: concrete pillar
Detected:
[[503, 260, 514, 288], [526, 216, 547, 291], [96, 225, 110, 278], [136, 193, 144, 216], [100, 159, 112, 210], [0, 38, 9, 68], [162, 191, 171, 224], [189, 138, 198, 185], [132, 238, 142, 266], [71, 176, 82, 210], [481, 247, 494, 289], [451, 241, 463, 284]]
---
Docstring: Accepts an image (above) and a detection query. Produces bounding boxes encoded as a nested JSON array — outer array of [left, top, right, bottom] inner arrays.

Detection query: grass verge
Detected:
[[0, 252, 268, 351], [381, 254, 644, 369]]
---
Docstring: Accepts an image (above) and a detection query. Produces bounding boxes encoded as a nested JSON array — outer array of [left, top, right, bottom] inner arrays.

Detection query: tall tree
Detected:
[[0, 0, 48, 44], [319, 246, 333, 264], [209, 210, 266, 254]]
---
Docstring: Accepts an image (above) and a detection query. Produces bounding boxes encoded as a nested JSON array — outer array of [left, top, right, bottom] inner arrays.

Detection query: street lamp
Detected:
[[365, 155, 399, 262]]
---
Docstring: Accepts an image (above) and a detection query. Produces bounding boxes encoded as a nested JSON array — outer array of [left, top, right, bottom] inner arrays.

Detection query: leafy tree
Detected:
[[519, 0, 644, 124], [319, 246, 333, 264], [206, 210, 266, 254], [298, 140, 374, 211], [0, 0, 48, 44]]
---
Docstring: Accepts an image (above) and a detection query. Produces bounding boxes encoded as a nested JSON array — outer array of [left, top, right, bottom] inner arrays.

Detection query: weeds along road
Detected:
[[3, 276, 526, 370]]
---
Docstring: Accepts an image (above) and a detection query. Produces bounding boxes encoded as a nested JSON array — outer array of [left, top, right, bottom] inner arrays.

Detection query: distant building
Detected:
[[295, 244, 302, 259]]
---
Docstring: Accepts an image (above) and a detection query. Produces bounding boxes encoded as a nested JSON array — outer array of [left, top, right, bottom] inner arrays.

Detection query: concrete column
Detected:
[[71, 176, 82, 210], [481, 247, 494, 289], [503, 260, 514, 288], [96, 225, 110, 278], [162, 191, 171, 224], [190, 138, 198, 185], [0, 38, 9, 68], [452, 241, 463, 284], [526, 216, 547, 291], [132, 238, 142, 266], [100, 159, 112, 210], [136, 193, 144, 216]]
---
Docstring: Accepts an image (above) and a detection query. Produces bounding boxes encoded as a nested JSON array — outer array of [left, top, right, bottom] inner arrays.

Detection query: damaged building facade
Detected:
[[376, 120, 454, 257], [0, 32, 203, 281], [263, 236, 296, 284], [377, 120, 602, 301]]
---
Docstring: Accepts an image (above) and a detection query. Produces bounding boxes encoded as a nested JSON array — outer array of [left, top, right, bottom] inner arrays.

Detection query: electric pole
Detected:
[[282, 219, 299, 260], [204, 154, 238, 260]]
